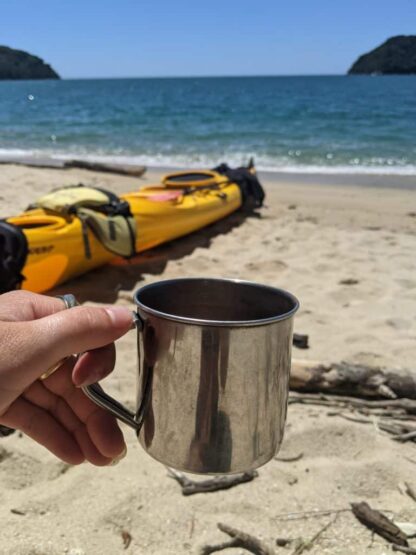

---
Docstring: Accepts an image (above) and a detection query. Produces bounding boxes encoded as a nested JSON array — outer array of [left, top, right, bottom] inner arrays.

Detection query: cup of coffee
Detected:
[[83, 277, 299, 474]]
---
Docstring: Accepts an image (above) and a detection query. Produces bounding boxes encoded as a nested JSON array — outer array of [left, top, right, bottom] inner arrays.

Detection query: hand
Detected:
[[0, 290, 133, 466]]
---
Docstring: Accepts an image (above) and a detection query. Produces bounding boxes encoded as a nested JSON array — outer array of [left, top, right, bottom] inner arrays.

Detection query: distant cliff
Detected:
[[348, 36, 416, 75], [0, 46, 59, 80]]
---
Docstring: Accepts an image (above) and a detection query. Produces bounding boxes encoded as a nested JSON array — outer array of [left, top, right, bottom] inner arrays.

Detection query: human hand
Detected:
[[0, 291, 133, 466]]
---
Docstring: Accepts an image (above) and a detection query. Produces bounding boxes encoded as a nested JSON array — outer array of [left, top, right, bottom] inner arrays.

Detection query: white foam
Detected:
[[1, 148, 416, 176]]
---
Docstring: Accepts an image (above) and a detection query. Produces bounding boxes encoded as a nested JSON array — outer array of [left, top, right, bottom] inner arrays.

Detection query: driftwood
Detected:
[[393, 546, 416, 554], [350, 501, 408, 547], [393, 431, 416, 443], [167, 468, 258, 496], [63, 159, 147, 177], [289, 392, 416, 416], [290, 360, 416, 399], [0, 157, 146, 177], [289, 392, 416, 444], [201, 523, 275, 555]]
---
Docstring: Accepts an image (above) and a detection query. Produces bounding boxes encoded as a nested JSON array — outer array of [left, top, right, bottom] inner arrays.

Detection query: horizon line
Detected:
[[58, 73, 349, 80]]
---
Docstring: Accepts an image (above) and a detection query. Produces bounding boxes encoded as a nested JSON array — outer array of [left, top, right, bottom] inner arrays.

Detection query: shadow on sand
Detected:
[[50, 209, 260, 304]]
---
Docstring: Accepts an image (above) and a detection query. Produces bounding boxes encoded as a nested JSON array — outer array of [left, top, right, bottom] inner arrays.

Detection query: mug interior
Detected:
[[135, 278, 298, 326]]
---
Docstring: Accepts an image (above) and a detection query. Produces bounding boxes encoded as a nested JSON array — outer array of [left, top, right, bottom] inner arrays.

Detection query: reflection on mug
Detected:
[[188, 328, 233, 473]]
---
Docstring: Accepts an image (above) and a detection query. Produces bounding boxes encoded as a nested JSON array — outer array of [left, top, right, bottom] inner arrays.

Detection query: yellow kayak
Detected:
[[5, 166, 263, 293]]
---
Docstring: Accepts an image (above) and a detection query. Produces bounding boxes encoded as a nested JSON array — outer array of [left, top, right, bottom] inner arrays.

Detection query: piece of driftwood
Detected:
[[290, 360, 416, 399], [290, 393, 416, 444], [393, 431, 416, 443], [328, 412, 372, 424], [0, 157, 147, 177], [392, 545, 416, 554], [167, 468, 258, 496], [200, 523, 275, 555], [0, 157, 65, 169], [292, 334, 309, 349], [351, 501, 408, 547], [63, 159, 147, 177], [289, 392, 416, 417], [273, 508, 352, 522]]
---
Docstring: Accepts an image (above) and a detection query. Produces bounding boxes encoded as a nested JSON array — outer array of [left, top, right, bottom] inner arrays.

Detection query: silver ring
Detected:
[[40, 294, 80, 380], [56, 294, 79, 309]]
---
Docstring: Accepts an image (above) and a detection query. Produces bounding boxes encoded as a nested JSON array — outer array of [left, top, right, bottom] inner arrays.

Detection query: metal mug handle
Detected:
[[82, 312, 149, 432]]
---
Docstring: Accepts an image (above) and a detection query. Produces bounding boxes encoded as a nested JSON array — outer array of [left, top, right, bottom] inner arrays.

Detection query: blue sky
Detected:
[[2, 0, 415, 78]]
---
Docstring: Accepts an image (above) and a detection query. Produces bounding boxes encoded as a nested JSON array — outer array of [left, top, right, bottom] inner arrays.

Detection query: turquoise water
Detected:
[[0, 76, 415, 174]]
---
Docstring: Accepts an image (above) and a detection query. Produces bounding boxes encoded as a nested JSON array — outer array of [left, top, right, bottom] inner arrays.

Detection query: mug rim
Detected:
[[134, 277, 299, 327]]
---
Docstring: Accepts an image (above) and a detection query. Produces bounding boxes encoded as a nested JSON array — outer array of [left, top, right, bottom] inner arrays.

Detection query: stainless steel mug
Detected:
[[84, 278, 299, 474]]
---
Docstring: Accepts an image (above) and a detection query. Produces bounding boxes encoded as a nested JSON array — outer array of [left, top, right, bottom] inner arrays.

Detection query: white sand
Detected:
[[0, 164, 415, 554]]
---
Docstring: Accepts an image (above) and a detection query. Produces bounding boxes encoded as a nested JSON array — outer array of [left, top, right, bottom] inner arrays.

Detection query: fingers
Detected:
[[22, 380, 113, 466], [43, 359, 126, 460], [10, 305, 133, 385], [86, 409, 126, 461], [1, 397, 85, 465], [72, 344, 116, 387], [0, 290, 67, 322]]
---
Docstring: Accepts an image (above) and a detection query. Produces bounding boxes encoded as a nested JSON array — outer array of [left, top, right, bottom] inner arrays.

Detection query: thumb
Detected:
[[15, 305, 133, 384]]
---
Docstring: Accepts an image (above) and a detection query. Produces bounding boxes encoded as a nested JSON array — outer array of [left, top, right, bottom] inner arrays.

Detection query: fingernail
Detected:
[[108, 446, 127, 466], [105, 306, 134, 327]]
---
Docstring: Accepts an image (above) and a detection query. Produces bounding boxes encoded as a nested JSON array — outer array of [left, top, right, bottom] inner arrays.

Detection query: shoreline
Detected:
[[1, 154, 416, 190]]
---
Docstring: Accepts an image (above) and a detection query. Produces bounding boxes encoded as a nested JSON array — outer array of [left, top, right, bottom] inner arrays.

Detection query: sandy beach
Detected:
[[0, 163, 416, 554]]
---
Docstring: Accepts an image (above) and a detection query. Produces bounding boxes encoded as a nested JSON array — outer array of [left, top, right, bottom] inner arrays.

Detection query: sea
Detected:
[[0, 75, 415, 175]]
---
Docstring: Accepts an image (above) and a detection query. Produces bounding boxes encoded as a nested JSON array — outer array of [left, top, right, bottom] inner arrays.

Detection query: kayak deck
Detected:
[[8, 182, 242, 292]]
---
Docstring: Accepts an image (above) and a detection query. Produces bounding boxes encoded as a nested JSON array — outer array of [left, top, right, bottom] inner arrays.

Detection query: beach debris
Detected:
[[0, 157, 147, 177], [167, 468, 258, 496], [273, 508, 352, 522], [63, 159, 147, 177], [392, 545, 416, 554], [290, 359, 416, 399], [292, 334, 309, 349], [288, 204, 297, 210], [393, 431, 416, 443], [121, 529, 132, 549], [10, 508, 26, 516], [200, 523, 275, 555], [339, 278, 360, 285], [290, 391, 416, 446], [350, 501, 408, 547], [289, 517, 336, 555], [276, 537, 292, 546], [290, 394, 416, 417], [395, 522, 416, 538], [189, 515, 196, 539], [274, 452, 304, 462]]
